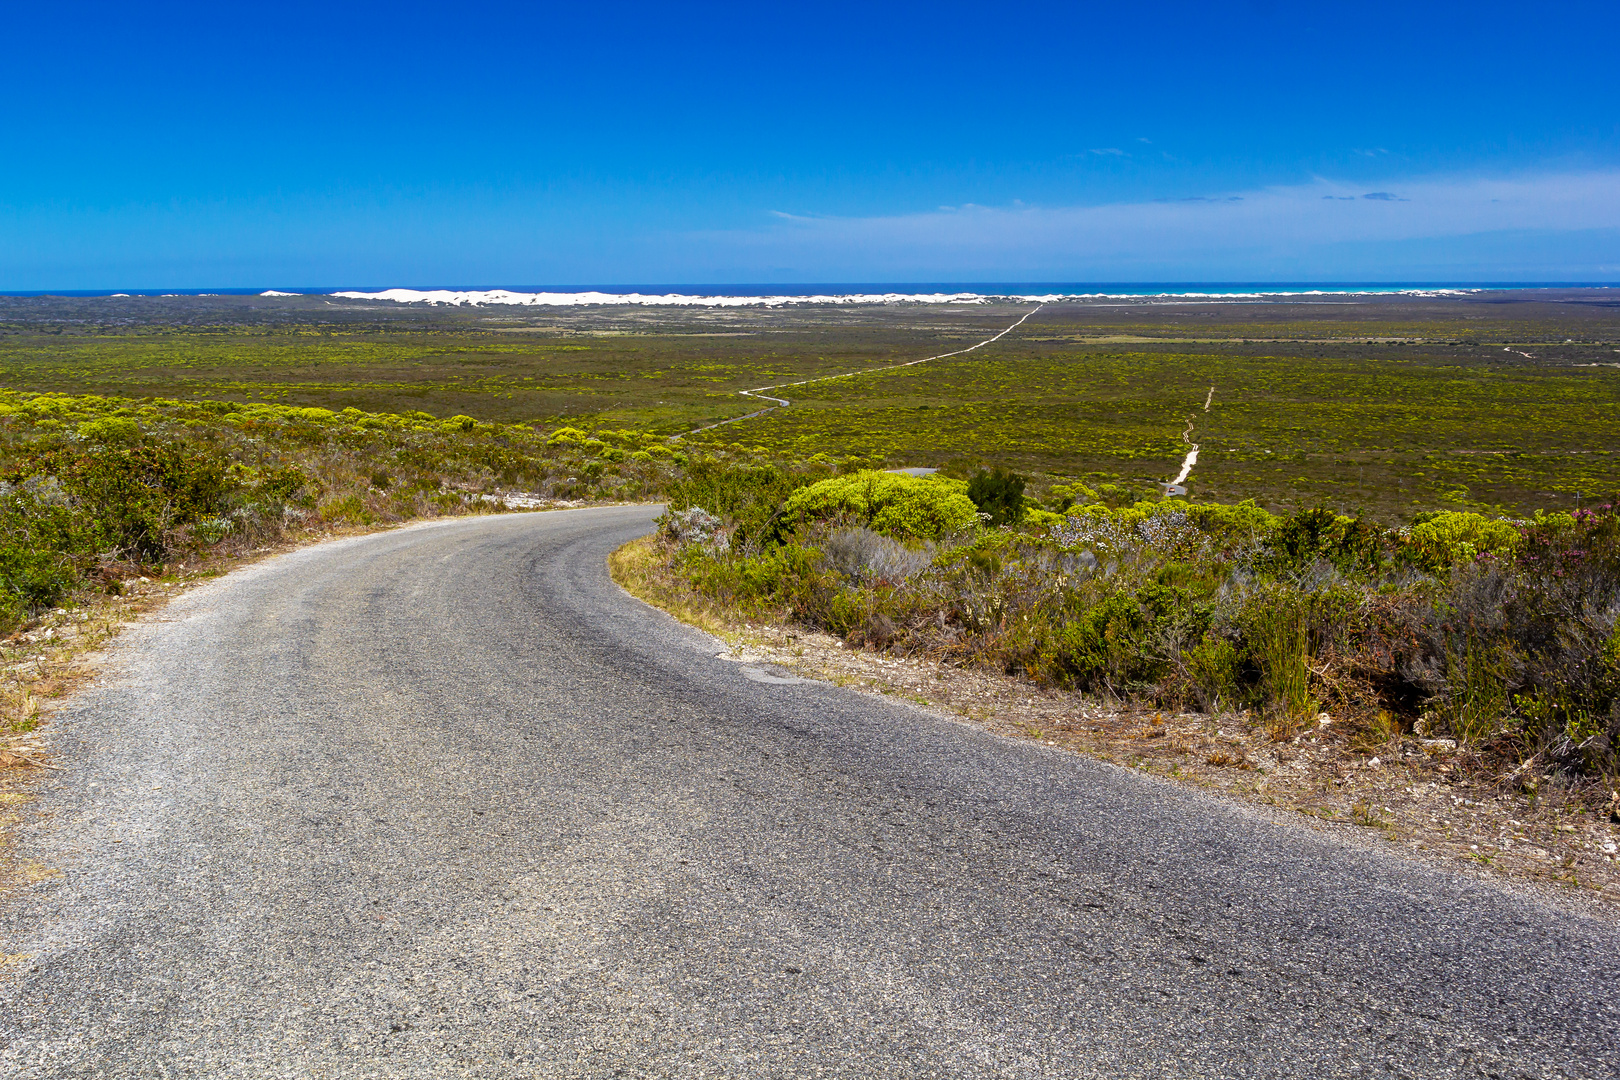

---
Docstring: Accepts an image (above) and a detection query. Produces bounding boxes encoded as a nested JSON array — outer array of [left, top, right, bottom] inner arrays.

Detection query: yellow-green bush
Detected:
[[547, 426, 589, 446], [77, 416, 141, 443], [1183, 499, 1279, 546], [782, 470, 979, 540], [1044, 481, 1095, 513], [1402, 511, 1520, 571]]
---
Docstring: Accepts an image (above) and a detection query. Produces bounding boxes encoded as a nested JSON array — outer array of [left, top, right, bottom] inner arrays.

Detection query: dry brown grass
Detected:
[[608, 536, 743, 642]]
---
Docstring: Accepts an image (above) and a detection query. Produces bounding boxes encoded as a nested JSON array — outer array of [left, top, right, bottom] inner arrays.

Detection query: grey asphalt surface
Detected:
[[1, 505, 1616, 1078]]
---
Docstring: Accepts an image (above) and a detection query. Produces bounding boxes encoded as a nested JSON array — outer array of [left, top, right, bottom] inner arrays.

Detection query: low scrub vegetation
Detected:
[[3, 372, 1616, 795], [6, 302, 1619, 518], [0, 390, 700, 638], [659, 474, 1620, 783]]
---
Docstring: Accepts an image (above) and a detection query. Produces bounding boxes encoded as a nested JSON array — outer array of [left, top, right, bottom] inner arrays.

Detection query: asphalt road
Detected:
[[2, 506, 1616, 1078]]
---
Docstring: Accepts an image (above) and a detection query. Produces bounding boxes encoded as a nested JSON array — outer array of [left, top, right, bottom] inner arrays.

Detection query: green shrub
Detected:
[[320, 493, 374, 525], [547, 426, 589, 446], [1043, 592, 1158, 694], [1239, 591, 1319, 735], [0, 545, 76, 630], [1094, 482, 1150, 508], [76, 416, 141, 444], [783, 470, 979, 540], [1182, 499, 1278, 549], [190, 516, 235, 544], [1185, 634, 1241, 712], [1514, 687, 1614, 775], [665, 461, 816, 551], [1436, 630, 1514, 744], [1402, 511, 1520, 572], [256, 464, 309, 503], [55, 443, 236, 559], [1044, 482, 1095, 513], [967, 467, 1026, 527], [676, 541, 829, 614], [1254, 507, 1386, 577]]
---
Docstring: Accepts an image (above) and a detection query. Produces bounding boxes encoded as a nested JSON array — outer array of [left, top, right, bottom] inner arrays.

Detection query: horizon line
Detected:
[[5, 280, 1619, 299]]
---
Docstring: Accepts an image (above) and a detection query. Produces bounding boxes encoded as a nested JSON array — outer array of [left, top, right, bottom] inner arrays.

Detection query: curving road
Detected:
[[1, 506, 1615, 1078]]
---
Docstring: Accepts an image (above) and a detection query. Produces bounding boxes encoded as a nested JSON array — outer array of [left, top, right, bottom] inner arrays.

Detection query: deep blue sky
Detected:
[[3, 1, 1617, 288]]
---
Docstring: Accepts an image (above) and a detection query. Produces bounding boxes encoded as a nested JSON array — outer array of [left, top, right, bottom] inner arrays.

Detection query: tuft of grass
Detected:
[[1350, 801, 1387, 827], [1441, 633, 1513, 744], [608, 536, 740, 641], [1244, 596, 1319, 740]]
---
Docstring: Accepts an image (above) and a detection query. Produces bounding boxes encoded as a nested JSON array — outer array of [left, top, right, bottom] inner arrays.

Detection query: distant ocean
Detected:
[[3, 283, 1613, 304]]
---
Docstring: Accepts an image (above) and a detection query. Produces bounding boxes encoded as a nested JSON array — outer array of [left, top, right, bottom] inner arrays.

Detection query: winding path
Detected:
[[0, 507, 1615, 1076], [681, 304, 1044, 438], [1164, 385, 1215, 495]]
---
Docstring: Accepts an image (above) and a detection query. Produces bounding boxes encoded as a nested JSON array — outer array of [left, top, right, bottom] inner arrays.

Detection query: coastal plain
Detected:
[[2, 289, 1617, 517]]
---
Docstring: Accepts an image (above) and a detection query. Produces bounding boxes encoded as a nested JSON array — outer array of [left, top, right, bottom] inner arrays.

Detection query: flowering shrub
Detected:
[[659, 506, 725, 550]]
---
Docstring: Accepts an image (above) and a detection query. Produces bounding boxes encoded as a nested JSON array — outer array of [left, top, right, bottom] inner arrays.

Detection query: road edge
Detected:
[[608, 534, 1620, 917]]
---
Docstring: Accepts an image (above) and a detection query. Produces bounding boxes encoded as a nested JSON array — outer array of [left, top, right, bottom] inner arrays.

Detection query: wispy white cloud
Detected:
[[681, 170, 1620, 278], [1088, 147, 1127, 156]]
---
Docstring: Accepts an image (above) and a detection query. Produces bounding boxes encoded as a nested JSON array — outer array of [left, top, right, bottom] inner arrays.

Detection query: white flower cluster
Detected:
[[1052, 511, 1204, 556], [0, 475, 70, 506], [662, 507, 728, 552]]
